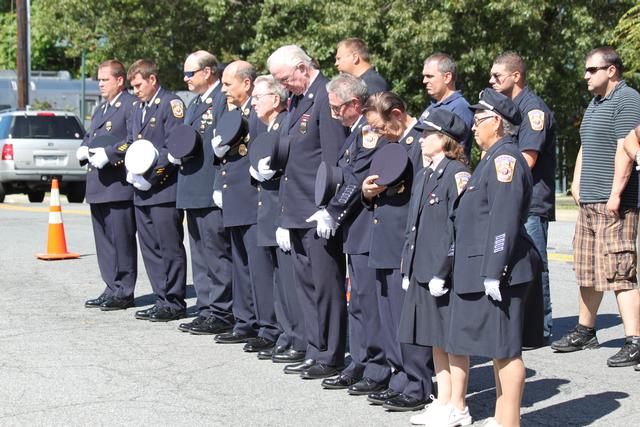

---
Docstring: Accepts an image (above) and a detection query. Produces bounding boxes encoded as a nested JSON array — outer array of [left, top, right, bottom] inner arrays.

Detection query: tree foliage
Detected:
[[0, 0, 638, 183]]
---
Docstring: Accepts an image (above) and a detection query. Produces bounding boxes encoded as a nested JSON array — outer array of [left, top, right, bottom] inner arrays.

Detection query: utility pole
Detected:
[[16, 0, 29, 108]]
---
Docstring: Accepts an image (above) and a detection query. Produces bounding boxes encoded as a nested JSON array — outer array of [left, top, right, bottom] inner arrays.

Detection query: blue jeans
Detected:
[[525, 215, 552, 338]]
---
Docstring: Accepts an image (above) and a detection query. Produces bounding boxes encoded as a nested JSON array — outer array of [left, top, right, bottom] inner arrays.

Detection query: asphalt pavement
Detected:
[[0, 195, 637, 426]]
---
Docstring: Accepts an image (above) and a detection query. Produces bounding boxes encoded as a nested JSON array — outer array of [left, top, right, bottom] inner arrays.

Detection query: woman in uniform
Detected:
[[447, 88, 541, 427], [397, 109, 473, 426], [360, 91, 434, 412]]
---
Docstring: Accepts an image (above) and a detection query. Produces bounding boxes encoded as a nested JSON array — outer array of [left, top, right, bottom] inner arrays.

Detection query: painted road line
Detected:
[[549, 252, 573, 262]]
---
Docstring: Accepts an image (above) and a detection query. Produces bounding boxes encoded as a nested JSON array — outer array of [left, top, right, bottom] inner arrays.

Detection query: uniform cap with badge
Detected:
[[468, 87, 523, 125], [414, 109, 469, 143], [167, 124, 201, 159], [215, 109, 249, 148], [314, 160, 344, 207], [124, 139, 158, 174], [369, 142, 410, 187]]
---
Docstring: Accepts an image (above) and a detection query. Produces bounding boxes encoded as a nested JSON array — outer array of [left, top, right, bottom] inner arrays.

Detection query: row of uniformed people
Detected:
[[81, 44, 542, 427]]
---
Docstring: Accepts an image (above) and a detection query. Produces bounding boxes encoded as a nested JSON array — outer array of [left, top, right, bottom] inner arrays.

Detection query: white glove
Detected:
[[132, 174, 151, 191], [211, 134, 230, 158], [167, 152, 182, 165], [275, 227, 291, 252], [126, 171, 135, 184], [212, 190, 223, 208], [76, 146, 89, 161], [428, 277, 448, 297], [402, 275, 410, 291], [249, 165, 266, 182], [305, 209, 337, 239], [484, 278, 502, 302], [258, 156, 276, 181], [88, 147, 109, 169]]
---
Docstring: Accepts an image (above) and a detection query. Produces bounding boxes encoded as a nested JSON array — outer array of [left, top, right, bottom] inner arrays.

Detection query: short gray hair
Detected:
[[326, 73, 368, 104], [234, 62, 256, 82], [424, 52, 457, 82], [267, 45, 315, 70], [254, 74, 288, 111]]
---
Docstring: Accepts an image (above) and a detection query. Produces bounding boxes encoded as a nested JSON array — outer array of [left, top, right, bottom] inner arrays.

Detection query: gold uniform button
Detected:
[[411, 226, 416, 231], [221, 171, 226, 176], [223, 184, 228, 189], [374, 204, 378, 209], [373, 218, 379, 224], [258, 201, 263, 206], [410, 244, 415, 250], [222, 159, 227, 164], [284, 176, 288, 181], [93, 132, 96, 136], [257, 187, 261, 192]]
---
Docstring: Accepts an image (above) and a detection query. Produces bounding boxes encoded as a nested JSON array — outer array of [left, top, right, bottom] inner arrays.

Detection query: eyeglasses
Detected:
[[473, 115, 496, 126], [183, 69, 202, 78], [585, 65, 611, 74], [329, 99, 353, 114], [275, 66, 301, 85], [490, 72, 513, 82], [369, 122, 388, 133], [253, 93, 275, 101]]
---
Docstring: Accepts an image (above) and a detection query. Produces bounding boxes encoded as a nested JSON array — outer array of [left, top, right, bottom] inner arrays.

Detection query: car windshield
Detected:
[[8, 116, 83, 139]]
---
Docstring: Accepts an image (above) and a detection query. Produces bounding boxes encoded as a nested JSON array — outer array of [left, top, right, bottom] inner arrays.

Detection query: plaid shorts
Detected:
[[573, 203, 639, 291]]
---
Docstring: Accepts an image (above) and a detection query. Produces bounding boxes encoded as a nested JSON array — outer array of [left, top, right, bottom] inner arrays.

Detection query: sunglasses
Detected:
[[183, 69, 202, 78], [585, 65, 611, 74]]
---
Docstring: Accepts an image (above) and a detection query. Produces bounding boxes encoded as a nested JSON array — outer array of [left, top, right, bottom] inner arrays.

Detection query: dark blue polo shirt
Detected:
[[513, 86, 556, 220], [421, 91, 474, 157]]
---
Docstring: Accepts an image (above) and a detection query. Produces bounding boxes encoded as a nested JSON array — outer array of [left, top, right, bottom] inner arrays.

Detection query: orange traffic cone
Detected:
[[36, 179, 80, 260]]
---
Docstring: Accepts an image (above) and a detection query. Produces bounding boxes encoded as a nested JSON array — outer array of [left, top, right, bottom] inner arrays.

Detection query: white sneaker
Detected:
[[409, 398, 447, 425], [446, 405, 473, 427], [483, 417, 503, 427]]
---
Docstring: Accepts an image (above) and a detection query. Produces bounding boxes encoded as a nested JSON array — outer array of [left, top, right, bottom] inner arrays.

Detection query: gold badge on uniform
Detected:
[[150, 117, 156, 127], [205, 97, 212, 104], [154, 98, 161, 105], [308, 93, 314, 99], [155, 167, 165, 175], [494, 154, 516, 183], [405, 136, 414, 145], [362, 125, 379, 149], [170, 99, 184, 119], [454, 171, 471, 194], [106, 121, 112, 131], [528, 109, 545, 131], [115, 101, 121, 108], [238, 144, 248, 156], [272, 122, 280, 131]]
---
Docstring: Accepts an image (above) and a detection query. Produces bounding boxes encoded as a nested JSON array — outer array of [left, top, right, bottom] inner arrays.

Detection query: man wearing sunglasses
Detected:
[[490, 51, 556, 349], [552, 47, 640, 369], [173, 50, 234, 336]]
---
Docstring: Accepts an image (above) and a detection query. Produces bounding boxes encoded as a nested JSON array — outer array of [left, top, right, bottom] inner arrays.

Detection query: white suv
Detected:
[[0, 109, 87, 203]]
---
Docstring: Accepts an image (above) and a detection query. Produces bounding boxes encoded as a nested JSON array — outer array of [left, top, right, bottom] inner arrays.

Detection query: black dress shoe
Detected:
[[382, 393, 429, 412], [99, 296, 135, 311], [272, 349, 307, 364], [367, 388, 400, 405], [283, 358, 316, 374], [300, 363, 340, 379], [321, 373, 360, 389], [85, 293, 108, 308], [214, 330, 257, 344], [148, 306, 186, 322], [135, 305, 159, 320], [348, 377, 388, 395], [257, 345, 287, 360], [178, 315, 206, 332], [189, 317, 234, 335], [243, 336, 276, 352]]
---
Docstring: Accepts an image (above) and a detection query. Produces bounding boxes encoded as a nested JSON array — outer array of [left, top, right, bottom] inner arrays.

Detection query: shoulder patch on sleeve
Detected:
[[528, 109, 544, 131], [494, 154, 516, 183], [454, 171, 471, 194], [170, 99, 184, 119], [361, 125, 380, 149]]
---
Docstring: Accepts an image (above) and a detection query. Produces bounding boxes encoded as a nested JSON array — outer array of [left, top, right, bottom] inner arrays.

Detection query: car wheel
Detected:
[[0, 183, 5, 203], [27, 191, 45, 203], [66, 182, 85, 203]]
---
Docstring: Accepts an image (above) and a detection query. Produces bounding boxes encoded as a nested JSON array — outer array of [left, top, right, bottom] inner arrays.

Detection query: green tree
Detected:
[[613, 4, 640, 85]]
